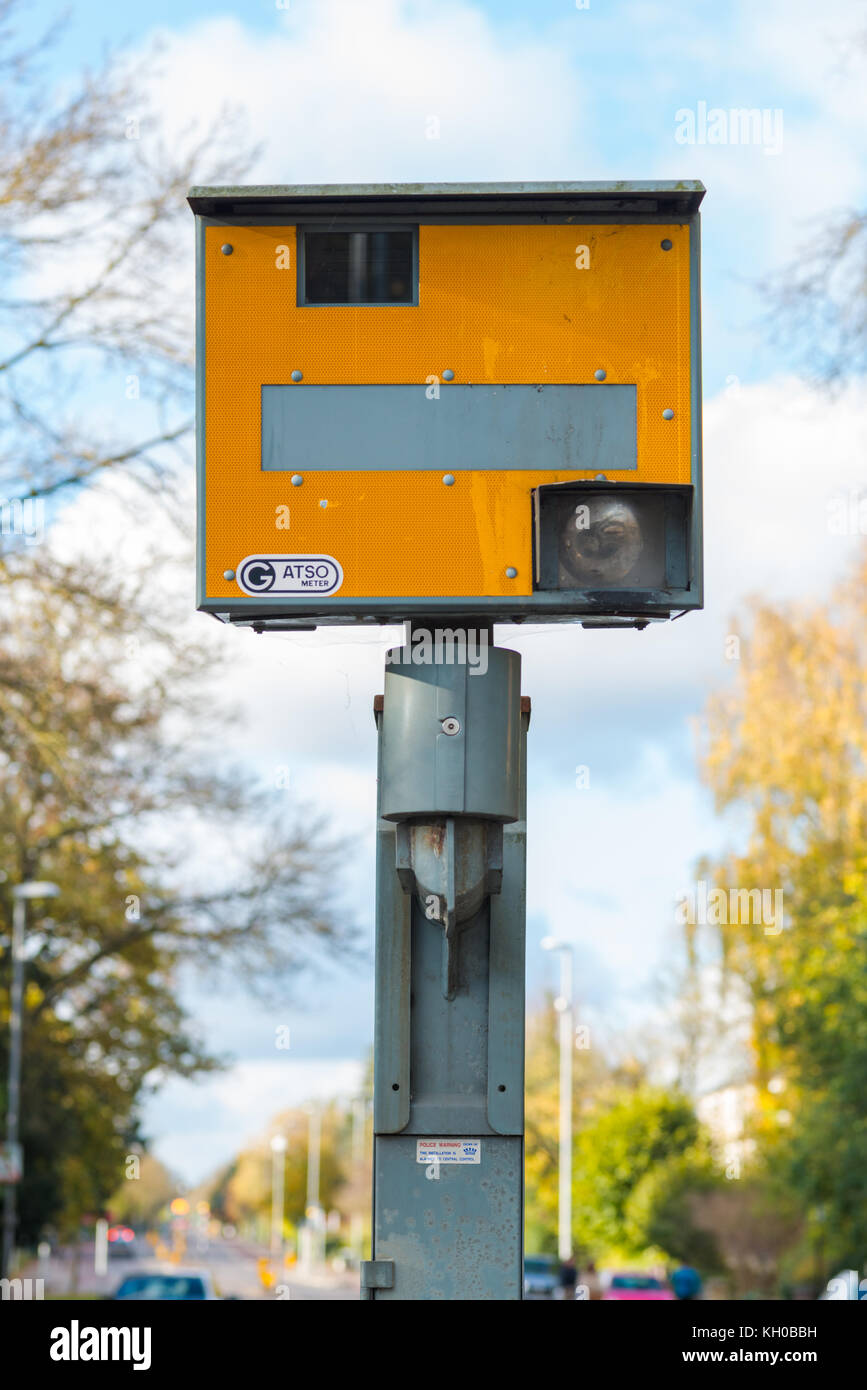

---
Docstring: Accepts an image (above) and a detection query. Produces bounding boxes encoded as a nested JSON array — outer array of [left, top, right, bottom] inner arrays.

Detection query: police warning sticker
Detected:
[[236, 555, 343, 596], [416, 1139, 481, 1164]]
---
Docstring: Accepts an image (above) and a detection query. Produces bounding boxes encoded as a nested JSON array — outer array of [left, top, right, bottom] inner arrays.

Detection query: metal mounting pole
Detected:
[[362, 625, 529, 1300]]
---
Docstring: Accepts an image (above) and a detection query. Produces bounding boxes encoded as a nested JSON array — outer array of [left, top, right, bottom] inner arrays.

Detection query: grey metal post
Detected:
[[1, 895, 25, 1280], [362, 626, 529, 1300]]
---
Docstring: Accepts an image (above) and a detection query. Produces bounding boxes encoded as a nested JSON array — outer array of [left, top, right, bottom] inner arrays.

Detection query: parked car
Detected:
[[107, 1226, 138, 1259], [524, 1254, 559, 1299], [602, 1273, 675, 1301], [111, 1267, 219, 1300]]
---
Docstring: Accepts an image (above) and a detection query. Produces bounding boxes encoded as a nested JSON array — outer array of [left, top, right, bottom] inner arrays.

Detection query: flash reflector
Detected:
[[533, 482, 696, 623]]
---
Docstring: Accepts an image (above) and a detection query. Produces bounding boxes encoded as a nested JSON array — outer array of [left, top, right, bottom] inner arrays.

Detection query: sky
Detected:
[[29, 0, 867, 1182]]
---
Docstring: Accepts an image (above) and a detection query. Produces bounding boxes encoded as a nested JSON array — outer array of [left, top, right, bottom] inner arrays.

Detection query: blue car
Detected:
[[524, 1255, 559, 1299], [112, 1268, 218, 1300]]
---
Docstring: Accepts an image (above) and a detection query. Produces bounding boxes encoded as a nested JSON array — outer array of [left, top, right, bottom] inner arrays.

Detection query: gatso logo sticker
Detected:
[[236, 556, 343, 597]]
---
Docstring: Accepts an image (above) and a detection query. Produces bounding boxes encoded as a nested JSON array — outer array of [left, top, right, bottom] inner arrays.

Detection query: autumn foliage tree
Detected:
[[0, 0, 360, 1255], [0, 552, 357, 1246], [0, 0, 251, 507], [697, 548, 867, 1273]]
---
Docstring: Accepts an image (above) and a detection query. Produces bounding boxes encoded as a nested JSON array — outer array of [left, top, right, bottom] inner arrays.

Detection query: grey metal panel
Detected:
[[373, 786, 411, 1133], [201, 590, 695, 622], [434, 675, 466, 810], [487, 704, 528, 1136], [380, 648, 522, 822], [200, 212, 701, 230], [188, 181, 706, 217], [261, 384, 637, 474], [407, 903, 493, 1136], [359, 1259, 394, 1291], [372, 1135, 523, 1300], [464, 649, 522, 814]]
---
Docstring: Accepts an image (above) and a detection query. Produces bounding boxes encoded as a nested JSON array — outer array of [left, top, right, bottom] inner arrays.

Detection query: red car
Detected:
[[603, 1273, 675, 1301]]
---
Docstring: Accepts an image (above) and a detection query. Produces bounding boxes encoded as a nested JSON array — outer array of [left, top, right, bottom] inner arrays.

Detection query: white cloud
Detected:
[[145, 2, 584, 185], [149, 1057, 364, 1183]]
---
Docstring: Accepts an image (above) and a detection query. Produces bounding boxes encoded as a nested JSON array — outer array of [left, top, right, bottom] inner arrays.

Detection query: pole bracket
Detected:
[[361, 1258, 395, 1299]]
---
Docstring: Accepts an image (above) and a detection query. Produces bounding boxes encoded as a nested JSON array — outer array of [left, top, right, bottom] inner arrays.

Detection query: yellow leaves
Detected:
[[24, 981, 44, 1008], [700, 552, 867, 908]]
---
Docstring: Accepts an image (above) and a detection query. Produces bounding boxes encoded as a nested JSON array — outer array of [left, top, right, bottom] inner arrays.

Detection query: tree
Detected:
[[523, 994, 608, 1254], [0, 555, 357, 1245], [763, 209, 867, 389], [760, 40, 866, 388], [204, 1104, 348, 1239], [0, 0, 251, 508], [683, 1181, 803, 1299], [697, 547, 867, 1271], [572, 1086, 707, 1259], [107, 1153, 177, 1230], [624, 1153, 723, 1274]]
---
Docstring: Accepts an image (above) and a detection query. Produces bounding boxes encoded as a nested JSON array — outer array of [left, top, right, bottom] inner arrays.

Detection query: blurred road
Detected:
[[18, 1236, 360, 1301]]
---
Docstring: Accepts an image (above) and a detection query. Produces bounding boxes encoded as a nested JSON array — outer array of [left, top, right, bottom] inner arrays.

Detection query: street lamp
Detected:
[[269, 1134, 287, 1276], [302, 1102, 324, 1272], [350, 1097, 367, 1264], [2, 881, 60, 1279], [541, 936, 574, 1265]]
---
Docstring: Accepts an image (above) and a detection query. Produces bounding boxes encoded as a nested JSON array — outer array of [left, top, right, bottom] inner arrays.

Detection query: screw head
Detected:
[[223, 569, 236, 581], [662, 408, 675, 420], [291, 370, 303, 383], [442, 473, 455, 486], [442, 369, 455, 381], [661, 238, 673, 251], [594, 369, 607, 381], [441, 716, 461, 736], [506, 566, 518, 579], [291, 474, 304, 486], [221, 243, 233, 256]]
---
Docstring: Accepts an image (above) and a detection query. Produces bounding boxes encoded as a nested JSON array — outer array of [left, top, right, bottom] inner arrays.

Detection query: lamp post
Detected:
[[541, 936, 574, 1265], [270, 1134, 287, 1277], [350, 1097, 366, 1264], [2, 881, 60, 1279], [301, 1102, 323, 1273], [306, 1104, 321, 1218]]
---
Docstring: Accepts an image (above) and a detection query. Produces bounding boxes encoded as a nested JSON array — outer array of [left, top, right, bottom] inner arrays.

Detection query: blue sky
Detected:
[[35, 0, 867, 1180], [25, 0, 861, 394]]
